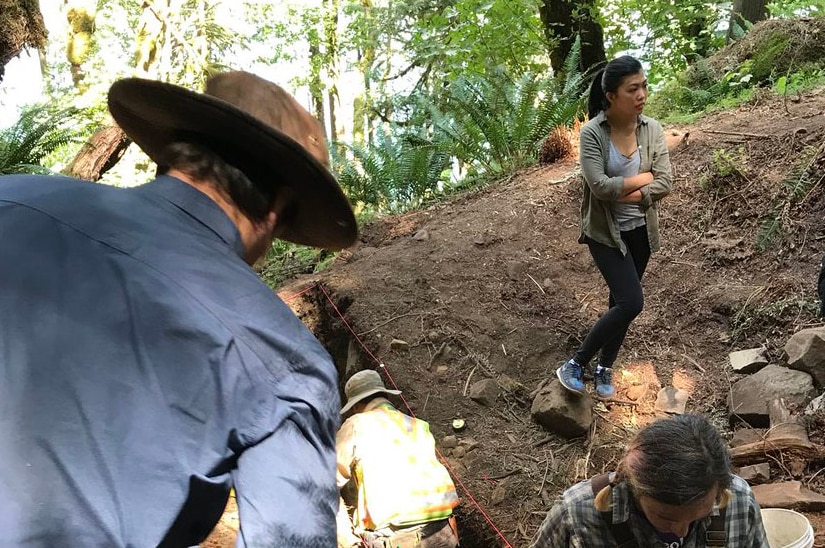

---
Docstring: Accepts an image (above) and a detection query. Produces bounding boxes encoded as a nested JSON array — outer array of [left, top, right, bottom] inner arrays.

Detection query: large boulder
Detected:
[[728, 365, 816, 426], [531, 379, 592, 438], [784, 327, 825, 388]]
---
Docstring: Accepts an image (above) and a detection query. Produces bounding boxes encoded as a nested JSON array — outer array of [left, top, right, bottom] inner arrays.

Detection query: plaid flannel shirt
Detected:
[[530, 474, 769, 548]]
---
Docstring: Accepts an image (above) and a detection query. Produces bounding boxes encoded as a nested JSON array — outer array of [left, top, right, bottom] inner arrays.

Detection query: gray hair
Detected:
[[617, 414, 732, 505]]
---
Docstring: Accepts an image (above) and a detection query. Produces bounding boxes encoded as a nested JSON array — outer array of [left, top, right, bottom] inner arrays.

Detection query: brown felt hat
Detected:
[[340, 369, 401, 415], [107, 71, 357, 250]]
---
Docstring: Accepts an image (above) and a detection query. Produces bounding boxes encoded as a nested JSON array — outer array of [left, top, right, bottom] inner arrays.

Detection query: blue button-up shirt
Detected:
[[0, 175, 341, 547]]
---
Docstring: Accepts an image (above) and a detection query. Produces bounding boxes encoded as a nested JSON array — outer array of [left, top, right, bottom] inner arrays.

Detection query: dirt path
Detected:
[[208, 88, 825, 547]]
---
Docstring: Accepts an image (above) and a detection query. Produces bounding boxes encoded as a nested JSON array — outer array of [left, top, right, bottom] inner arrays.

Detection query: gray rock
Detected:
[[440, 435, 458, 450], [806, 393, 825, 415], [654, 386, 690, 414], [531, 379, 592, 438], [728, 365, 816, 426], [737, 463, 770, 484], [752, 481, 825, 511], [389, 338, 409, 352], [412, 228, 431, 241], [730, 428, 766, 448], [729, 347, 768, 374], [469, 379, 499, 407], [785, 327, 825, 387]]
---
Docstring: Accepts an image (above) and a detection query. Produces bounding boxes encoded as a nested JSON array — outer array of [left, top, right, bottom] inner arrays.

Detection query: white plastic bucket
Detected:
[[760, 508, 814, 548]]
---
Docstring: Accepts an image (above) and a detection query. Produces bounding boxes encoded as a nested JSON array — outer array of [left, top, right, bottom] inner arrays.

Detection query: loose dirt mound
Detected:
[[207, 89, 825, 547]]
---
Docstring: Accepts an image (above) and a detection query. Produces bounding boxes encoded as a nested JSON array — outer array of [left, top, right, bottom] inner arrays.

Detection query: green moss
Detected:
[[750, 32, 791, 81]]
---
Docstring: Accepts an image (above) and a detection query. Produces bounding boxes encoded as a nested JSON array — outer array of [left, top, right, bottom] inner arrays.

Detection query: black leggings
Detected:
[[574, 226, 651, 368]]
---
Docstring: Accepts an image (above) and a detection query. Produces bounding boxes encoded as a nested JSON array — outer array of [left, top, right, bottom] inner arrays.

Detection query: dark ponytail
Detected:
[[587, 55, 644, 119]]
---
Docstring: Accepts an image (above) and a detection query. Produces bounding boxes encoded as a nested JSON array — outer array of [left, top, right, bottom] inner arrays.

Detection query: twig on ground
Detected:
[[491, 469, 522, 481], [428, 341, 448, 370], [538, 456, 551, 495], [702, 129, 770, 139], [357, 312, 419, 336], [681, 354, 707, 374], [462, 366, 477, 397], [526, 273, 546, 295]]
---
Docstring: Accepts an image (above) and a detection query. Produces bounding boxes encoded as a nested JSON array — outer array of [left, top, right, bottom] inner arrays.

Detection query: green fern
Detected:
[[0, 105, 81, 175], [755, 143, 824, 250]]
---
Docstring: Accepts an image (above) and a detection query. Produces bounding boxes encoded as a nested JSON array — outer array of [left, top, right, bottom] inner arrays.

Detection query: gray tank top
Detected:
[[608, 141, 645, 232]]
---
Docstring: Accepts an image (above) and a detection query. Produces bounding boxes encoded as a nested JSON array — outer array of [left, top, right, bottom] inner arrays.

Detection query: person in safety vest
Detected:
[[336, 369, 460, 548], [529, 414, 769, 548]]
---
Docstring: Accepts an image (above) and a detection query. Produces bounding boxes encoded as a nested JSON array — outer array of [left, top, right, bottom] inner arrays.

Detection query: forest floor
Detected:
[[205, 87, 825, 547]]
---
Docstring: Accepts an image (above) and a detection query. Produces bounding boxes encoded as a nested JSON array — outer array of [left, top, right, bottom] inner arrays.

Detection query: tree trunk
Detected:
[[0, 0, 48, 82], [728, 0, 769, 41], [63, 123, 130, 181], [64, 0, 96, 91], [324, 0, 339, 140], [65, 0, 168, 180], [538, 0, 606, 75]]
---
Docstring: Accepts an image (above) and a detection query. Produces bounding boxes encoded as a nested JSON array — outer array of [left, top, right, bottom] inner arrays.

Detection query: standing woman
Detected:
[[556, 56, 672, 399]]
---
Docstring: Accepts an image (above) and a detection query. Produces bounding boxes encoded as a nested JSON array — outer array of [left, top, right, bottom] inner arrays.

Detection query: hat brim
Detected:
[[340, 387, 402, 415], [108, 78, 357, 250]]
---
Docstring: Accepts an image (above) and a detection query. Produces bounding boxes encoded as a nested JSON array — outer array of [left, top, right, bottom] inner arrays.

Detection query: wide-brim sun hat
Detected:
[[341, 369, 401, 415], [107, 71, 357, 250]]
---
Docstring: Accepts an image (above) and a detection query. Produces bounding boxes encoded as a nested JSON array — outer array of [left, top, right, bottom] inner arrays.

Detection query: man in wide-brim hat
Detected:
[[0, 71, 356, 547]]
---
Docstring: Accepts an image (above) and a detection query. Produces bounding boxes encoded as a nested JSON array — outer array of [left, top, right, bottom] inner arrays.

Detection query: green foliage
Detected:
[[730, 295, 819, 342], [333, 130, 451, 212], [426, 39, 586, 178], [767, 1, 825, 17], [600, 0, 728, 84], [0, 106, 82, 175], [756, 144, 823, 250], [259, 240, 333, 290], [698, 147, 746, 189], [751, 33, 791, 82]]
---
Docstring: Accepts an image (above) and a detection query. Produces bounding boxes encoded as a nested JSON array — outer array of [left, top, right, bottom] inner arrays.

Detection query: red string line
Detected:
[[315, 282, 516, 548]]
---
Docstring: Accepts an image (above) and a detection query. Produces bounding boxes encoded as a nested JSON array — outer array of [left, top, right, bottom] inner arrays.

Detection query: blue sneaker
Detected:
[[556, 359, 585, 395], [594, 365, 615, 400]]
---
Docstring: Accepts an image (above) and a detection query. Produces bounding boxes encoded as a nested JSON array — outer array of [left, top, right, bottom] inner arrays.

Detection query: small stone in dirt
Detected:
[[729, 347, 768, 374], [730, 428, 766, 448], [626, 384, 647, 401], [785, 327, 825, 388], [389, 338, 409, 352], [806, 393, 825, 415], [436, 365, 449, 376], [751, 481, 825, 511], [412, 228, 430, 241], [491, 482, 509, 506], [498, 374, 522, 394], [473, 235, 486, 246], [469, 379, 500, 407], [654, 386, 690, 414], [737, 462, 770, 484], [452, 446, 466, 458], [440, 435, 458, 449], [460, 437, 479, 452]]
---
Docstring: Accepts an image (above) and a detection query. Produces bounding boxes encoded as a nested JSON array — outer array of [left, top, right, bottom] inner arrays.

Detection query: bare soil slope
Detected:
[[208, 88, 825, 547]]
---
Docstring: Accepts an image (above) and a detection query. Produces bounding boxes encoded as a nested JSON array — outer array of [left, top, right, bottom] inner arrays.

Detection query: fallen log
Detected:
[[730, 398, 825, 471]]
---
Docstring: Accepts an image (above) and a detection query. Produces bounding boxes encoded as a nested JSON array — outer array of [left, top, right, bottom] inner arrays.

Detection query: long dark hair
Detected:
[[587, 55, 644, 118]]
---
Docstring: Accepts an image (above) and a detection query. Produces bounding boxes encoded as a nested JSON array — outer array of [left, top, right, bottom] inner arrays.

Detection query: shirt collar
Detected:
[[138, 175, 245, 258], [595, 110, 650, 127]]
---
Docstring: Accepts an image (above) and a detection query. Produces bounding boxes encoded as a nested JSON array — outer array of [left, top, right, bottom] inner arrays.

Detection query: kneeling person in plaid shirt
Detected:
[[530, 415, 769, 548], [336, 370, 460, 548]]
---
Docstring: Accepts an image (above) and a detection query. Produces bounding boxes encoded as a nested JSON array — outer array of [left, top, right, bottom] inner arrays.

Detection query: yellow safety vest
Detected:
[[351, 403, 459, 531]]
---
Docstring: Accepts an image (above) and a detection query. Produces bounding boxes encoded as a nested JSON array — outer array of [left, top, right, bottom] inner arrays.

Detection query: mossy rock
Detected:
[[707, 17, 825, 79]]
